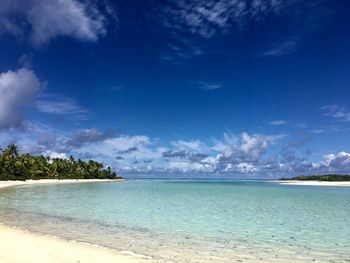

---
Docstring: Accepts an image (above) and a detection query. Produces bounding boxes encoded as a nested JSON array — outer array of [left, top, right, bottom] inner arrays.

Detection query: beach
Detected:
[[0, 224, 150, 263], [275, 180, 350, 187], [0, 179, 154, 263], [1, 179, 349, 262], [0, 179, 124, 190]]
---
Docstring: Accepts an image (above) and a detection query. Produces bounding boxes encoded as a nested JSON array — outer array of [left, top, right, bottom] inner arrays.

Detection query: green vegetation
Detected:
[[0, 144, 121, 181], [280, 174, 350, 181]]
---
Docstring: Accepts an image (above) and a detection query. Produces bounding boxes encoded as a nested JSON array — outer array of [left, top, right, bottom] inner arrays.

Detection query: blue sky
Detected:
[[0, 0, 350, 177]]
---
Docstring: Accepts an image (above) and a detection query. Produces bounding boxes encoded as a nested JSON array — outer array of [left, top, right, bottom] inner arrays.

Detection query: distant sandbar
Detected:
[[274, 180, 350, 187]]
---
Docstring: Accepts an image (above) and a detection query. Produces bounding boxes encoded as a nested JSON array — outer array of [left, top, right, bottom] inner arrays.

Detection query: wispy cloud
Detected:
[[260, 36, 299, 57], [189, 80, 223, 91], [159, 38, 204, 63], [157, 0, 312, 60], [158, 0, 303, 39], [36, 94, 90, 121], [199, 81, 223, 91], [269, 120, 288, 126], [321, 105, 350, 122]]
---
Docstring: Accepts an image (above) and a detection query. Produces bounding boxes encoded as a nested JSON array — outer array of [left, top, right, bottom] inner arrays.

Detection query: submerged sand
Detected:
[[275, 180, 350, 187], [0, 179, 156, 263]]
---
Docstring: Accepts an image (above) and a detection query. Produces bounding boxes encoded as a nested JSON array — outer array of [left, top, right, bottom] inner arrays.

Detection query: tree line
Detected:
[[280, 174, 350, 181], [0, 144, 121, 181]]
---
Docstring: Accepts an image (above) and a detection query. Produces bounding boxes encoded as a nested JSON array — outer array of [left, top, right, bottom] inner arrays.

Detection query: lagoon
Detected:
[[0, 179, 349, 262]]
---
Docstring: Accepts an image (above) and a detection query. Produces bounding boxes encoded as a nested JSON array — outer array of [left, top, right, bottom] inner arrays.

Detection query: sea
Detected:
[[0, 179, 349, 262]]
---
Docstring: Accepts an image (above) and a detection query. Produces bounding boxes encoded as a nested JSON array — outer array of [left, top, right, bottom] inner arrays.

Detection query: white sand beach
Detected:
[[0, 179, 157, 263], [0, 179, 124, 190], [275, 180, 350, 187], [0, 224, 152, 263]]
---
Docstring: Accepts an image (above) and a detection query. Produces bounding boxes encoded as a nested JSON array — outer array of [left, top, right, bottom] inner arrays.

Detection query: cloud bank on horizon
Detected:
[[0, 0, 350, 177]]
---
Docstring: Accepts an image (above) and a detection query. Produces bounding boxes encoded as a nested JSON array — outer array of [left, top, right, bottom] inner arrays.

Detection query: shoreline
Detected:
[[0, 178, 124, 190], [0, 178, 157, 263], [0, 223, 153, 263], [273, 180, 350, 187]]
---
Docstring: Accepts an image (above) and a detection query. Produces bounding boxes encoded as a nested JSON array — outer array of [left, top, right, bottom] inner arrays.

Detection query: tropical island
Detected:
[[280, 174, 350, 181], [0, 144, 121, 181]]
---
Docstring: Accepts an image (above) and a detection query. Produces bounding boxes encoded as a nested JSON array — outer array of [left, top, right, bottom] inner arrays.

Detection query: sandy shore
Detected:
[[0, 178, 124, 190], [0, 179, 156, 263], [275, 180, 350, 187], [0, 224, 152, 263]]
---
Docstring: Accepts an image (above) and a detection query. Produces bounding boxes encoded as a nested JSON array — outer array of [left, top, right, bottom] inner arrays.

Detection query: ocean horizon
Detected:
[[1, 179, 349, 262]]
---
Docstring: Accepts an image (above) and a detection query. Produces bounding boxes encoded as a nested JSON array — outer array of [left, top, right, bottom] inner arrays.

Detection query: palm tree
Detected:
[[0, 144, 120, 181]]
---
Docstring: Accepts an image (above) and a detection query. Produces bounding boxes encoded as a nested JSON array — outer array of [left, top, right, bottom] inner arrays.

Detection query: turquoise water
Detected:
[[0, 180, 349, 262]]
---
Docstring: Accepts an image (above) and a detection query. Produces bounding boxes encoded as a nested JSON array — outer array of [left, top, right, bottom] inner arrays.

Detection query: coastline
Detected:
[[274, 180, 350, 187], [0, 178, 124, 190], [0, 224, 152, 263], [0, 178, 156, 263]]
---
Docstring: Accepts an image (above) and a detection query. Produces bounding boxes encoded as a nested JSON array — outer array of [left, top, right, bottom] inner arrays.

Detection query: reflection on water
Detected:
[[0, 180, 349, 262]]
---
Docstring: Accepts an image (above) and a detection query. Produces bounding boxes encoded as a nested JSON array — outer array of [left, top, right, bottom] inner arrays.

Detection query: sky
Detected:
[[0, 0, 350, 178]]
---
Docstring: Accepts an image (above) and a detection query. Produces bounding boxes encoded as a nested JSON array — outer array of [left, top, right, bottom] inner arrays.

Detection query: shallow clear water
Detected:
[[0, 180, 349, 262]]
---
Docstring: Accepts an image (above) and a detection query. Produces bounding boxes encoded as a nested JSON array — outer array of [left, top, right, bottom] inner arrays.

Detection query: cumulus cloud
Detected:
[[0, 0, 115, 45], [159, 132, 286, 175], [0, 68, 44, 129], [162, 150, 208, 162], [45, 151, 68, 160], [323, 152, 350, 172], [3, 122, 350, 177], [163, 150, 188, 158], [67, 128, 116, 148], [117, 147, 138, 154], [37, 132, 57, 148], [219, 132, 277, 163], [280, 134, 311, 163]]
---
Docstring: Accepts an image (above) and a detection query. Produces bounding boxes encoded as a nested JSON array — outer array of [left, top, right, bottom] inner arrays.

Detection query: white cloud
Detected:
[[260, 36, 299, 57], [157, 0, 316, 61], [2, 122, 350, 177], [323, 151, 350, 172], [321, 105, 350, 122], [197, 81, 223, 91], [0, 0, 113, 45], [235, 162, 257, 173], [45, 151, 68, 160], [36, 94, 90, 121], [0, 68, 44, 129], [269, 120, 288, 126], [219, 132, 278, 163], [165, 160, 215, 174], [211, 132, 237, 152], [171, 139, 207, 152], [159, 0, 306, 38]]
